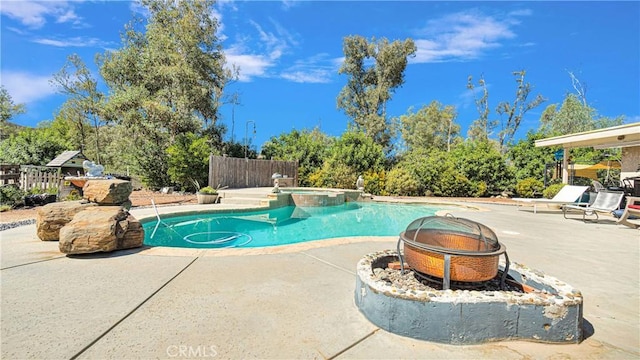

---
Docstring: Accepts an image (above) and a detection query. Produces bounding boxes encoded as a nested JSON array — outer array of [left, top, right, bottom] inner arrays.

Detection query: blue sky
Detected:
[[1, 1, 639, 151]]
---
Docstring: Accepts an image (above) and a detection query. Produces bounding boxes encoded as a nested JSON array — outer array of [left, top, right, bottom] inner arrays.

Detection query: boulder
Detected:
[[59, 206, 144, 254], [36, 201, 97, 241], [83, 179, 132, 205]]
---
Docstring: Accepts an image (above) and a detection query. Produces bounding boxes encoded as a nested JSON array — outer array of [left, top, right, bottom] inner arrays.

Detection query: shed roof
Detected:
[[46, 150, 86, 167], [535, 122, 640, 149]]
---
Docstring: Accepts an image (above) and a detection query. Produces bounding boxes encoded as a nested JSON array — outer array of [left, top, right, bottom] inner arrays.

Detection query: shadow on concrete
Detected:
[[66, 246, 150, 259], [582, 318, 595, 340], [563, 218, 620, 226]]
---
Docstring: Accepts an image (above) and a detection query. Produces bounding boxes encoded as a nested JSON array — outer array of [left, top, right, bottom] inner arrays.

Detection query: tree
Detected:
[[337, 36, 416, 149], [0, 127, 70, 165], [223, 140, 251, 158], [466, 75, 494, 142], [507, 130, 556, 183], [567, 70, 588, 107], [0, 86, 26, 140], [539, 93, 623, 136], [495, 70, 546, 150], [51, 54, 105, 162], [0, 86, 26, 125], [91, 123, 137, 175], [41, 110, 86, 152], [467, 71, 546, 151], [398, 101, 460, 152], [97, 0, 231, 187], [538, 94, 593, 136]]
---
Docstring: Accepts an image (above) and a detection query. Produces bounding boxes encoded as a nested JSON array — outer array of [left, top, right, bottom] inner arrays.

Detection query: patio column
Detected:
[[562, 148, 569, 184]]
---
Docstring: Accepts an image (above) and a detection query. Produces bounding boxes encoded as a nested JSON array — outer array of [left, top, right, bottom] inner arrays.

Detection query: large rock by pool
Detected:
[[59, 206, 144, 254], [35, 201, 97, 241]]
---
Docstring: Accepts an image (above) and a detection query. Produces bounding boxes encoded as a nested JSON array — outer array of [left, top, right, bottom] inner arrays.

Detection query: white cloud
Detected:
[[249, 19, 297, 61], [280, 54, 338, 84], [508, 9, 533, 17], [217, 0, 238, 12], [223, 18, 299, 81], [281, 0, 300, 10], [280, 70, 331, 84], [5, 26, 28, 35], [413, 9, 530, 63], [32, 36, 109, 48], [225, 49, 273, 82], [0, 1, 82, 29], [457, 79, 493, 111], [55, 9, 79, 24], [0, 71, 56, 104], [129, 1, 149, 18]]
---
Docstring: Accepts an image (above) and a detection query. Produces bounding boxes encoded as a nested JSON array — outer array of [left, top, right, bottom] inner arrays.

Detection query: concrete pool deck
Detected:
[[1, 197, 638, 359]]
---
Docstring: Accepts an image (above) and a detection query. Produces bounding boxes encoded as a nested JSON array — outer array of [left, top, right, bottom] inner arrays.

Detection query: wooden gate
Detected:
[[19, 166, 62, 191], [209, 156, 298, 188]]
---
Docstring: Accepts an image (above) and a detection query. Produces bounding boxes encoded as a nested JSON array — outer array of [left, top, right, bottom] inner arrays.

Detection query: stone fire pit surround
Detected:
[[355, 250, 584, 344]]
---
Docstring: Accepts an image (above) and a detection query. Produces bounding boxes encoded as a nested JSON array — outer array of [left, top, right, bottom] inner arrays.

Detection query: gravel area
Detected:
[[0, 219, 36, 232], [373, 267, 524, 292]]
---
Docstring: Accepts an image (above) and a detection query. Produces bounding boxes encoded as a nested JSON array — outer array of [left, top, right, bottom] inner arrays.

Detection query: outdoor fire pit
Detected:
[[398, 215, 508, 289], [355, 215, 583, 345]]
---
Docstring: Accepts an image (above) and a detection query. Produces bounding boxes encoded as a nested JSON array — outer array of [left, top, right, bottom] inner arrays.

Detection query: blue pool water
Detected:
[[143, 202, 447, 249]]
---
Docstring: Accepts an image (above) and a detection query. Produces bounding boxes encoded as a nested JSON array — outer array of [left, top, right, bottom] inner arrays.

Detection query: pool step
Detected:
[[218, 188, 271, 207], [219, 196, 266, 206], [218, 190, 291, 208], [220, 190, 270, 199]]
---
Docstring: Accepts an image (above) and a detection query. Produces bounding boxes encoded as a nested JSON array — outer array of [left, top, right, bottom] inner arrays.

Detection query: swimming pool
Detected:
[[143, 202, 448, 249]]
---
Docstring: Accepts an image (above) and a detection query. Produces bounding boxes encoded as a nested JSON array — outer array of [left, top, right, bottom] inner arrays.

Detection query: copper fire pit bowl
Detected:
[[399, 216, 507, 283]]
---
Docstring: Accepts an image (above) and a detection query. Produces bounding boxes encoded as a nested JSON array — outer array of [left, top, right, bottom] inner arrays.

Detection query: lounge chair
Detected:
[[616, 196, 640, 229], [562, 190, 625, 222], [513, 185, 589, 214]]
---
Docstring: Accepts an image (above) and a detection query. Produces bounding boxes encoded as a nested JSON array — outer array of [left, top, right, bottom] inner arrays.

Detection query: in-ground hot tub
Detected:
[[283, 188, 362, 207]]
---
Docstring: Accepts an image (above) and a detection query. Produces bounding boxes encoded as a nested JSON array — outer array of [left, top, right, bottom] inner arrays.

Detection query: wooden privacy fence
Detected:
[[209, 155, 298, 188], [0, 165, 62, 191]]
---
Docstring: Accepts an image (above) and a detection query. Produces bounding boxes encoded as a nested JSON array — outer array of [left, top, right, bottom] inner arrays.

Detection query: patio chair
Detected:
[[616, 196, 640, 229], [562, 190, 625, 222], [513, 185, 589, 214], [592, 180, 606, 192]]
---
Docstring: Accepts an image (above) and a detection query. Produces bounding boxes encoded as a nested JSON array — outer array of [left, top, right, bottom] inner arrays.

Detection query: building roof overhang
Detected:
[[535, 122, 640, 149]]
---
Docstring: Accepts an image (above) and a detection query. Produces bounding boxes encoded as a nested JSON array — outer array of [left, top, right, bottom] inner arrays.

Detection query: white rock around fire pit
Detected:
[[355, 250, 584, 344]]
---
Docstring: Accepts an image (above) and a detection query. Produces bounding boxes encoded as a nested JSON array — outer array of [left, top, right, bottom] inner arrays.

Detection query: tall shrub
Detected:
[[167, 133, 211, 191], [261, 129, 332, 186], [451, 140, 515, 195], [311, 130, 385, 190]]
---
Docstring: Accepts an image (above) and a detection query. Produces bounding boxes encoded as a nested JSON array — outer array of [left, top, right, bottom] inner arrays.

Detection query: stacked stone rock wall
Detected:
[[35, 179, 144, 254]]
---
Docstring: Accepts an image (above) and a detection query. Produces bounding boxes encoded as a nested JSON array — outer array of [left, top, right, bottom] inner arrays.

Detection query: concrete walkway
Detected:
[[1, 198, 638, 359]]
